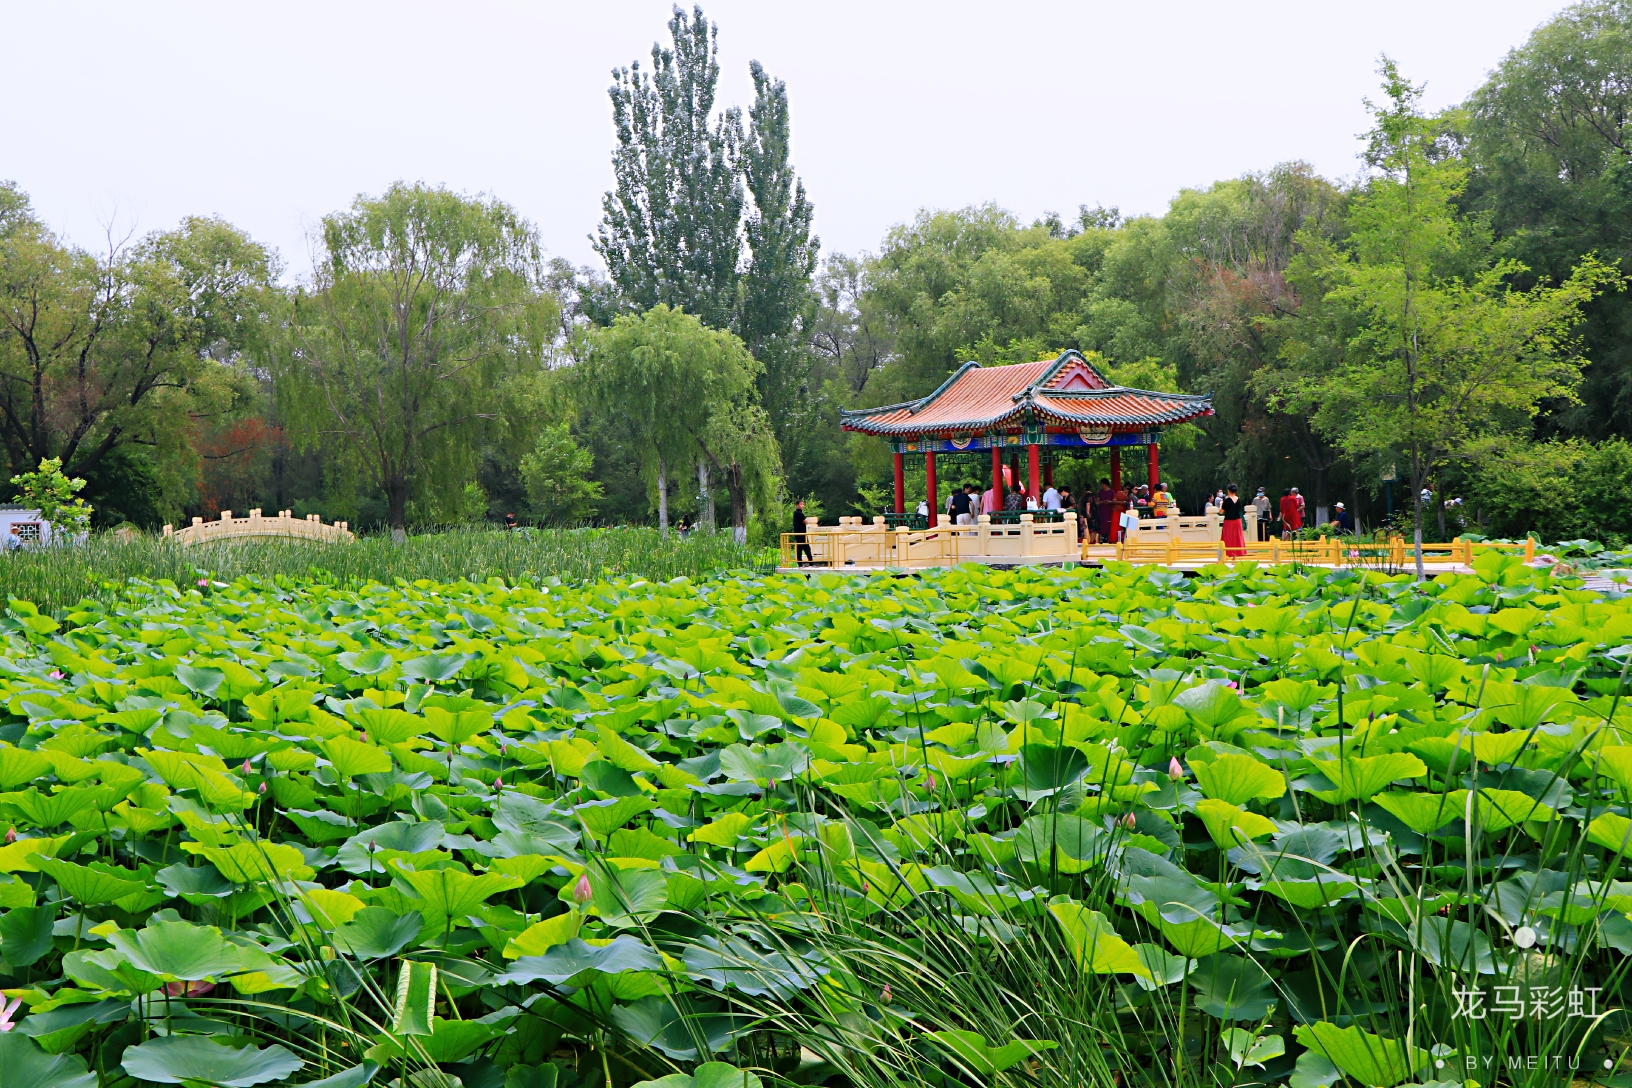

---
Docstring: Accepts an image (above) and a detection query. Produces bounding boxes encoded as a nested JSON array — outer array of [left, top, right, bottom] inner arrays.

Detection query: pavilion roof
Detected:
[[839, 350, 1213, 437]]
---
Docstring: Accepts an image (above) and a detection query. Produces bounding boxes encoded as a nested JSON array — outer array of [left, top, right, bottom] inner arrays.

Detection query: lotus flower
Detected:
[[360, 731, 369, 744], [1121, 813, 1137, 830], [0, 995, 18, 1032], [4, 828, 13, 844], [197, 579, 209, 587], [241, 759, 253, 775], [1167, 757, 1184, 781], [571, 873, 593, 904], [258, 782, 268, 795], [881, 984, 893, 1004], [861, 881, 870, 897], [164, 981, 215, 997], [493, 776, 503, 789], [923, 772, 937, 792], [47, 670, 63, 680]]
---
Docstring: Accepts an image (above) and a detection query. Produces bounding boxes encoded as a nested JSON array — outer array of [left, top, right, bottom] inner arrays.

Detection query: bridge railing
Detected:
[[163, 509, 354, 546]]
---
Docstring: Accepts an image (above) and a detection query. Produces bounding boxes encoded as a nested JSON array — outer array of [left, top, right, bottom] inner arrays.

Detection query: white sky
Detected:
[[3, 1, 1570, 279]]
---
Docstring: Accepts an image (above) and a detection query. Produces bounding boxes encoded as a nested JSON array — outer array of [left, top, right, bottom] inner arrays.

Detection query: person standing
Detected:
[[951, 485, 972, 526], [1096, 477, 1116, 543], [1042, 480, 1061, 511], [1151, 483, 1172, 518], [1292, 487, 1306, 528], [1252, 488, 1271, 541], [1221, 484, 1246, 557], [1279, 488, 1302, 538], [982, 481, 1000, 516], [791, 500, 812, 565]]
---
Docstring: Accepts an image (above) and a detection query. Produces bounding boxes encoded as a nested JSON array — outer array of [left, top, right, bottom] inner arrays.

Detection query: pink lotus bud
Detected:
[[48, 670, 62, 680], [923, 773, 936, 792], [493, 776, 503, 788], [861, 881, 870, 896], [197, 579, 208, 587], [258, 782, 268, 794], [240, 759, 253, 775], [1167, 757, 1184, 781], [881, 984, 893, 1004], [359, 731, 368, 744], [571, 874, 593, 904], [4, 828, 13, 844], [1121, 813, 1137, 830], [1225, 680, 1238, 690]]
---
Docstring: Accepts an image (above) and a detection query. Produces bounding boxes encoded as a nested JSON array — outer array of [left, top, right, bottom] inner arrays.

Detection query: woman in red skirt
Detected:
[[1221, 483, 1247, 557]]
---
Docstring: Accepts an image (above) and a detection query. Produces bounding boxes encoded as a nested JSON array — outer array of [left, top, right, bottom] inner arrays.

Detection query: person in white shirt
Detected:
[[1042, 485, 1061, 511]]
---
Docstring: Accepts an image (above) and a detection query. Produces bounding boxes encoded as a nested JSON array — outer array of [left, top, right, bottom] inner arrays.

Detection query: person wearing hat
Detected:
[[1335, 502, 1352, 533], [1252, 488, 1271, 540]]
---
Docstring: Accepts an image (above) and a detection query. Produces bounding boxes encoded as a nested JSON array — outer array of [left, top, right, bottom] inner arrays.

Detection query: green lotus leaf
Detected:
[[106, 919, 255, 980], [0, 904, 57, 966], [299, 1062, 381, 1088], [389, 861, 523, 923], [926, 1029, 1059, 1075], [19, 997, 129, 1054], [572, 796, 657, 840], [718, 742, 810, 785], [33, 856, 146, 905], [1305, 752, 1426, 804], [631, 1063, 763, 1088], [0, 748, 53, 791], [609, 995, 755, 1061], [367, 1007, 517, 1063], [321, 736, 393, 778], [496, 935, 662, 985], [174, 664, 225, 699], [1373, 791, 1459, 835], [333, 907, 424, 959], [121, 1036, 304, 1087], [1292, 1022, 1428, 1088], [1048, 897, 1151, 978], [1193, 754, 1285, 805], [1189, 953, 1276, 1020], [402, 654, 473, 684], [0, 1031, 97, 1088], [0, 787, 100, 828]]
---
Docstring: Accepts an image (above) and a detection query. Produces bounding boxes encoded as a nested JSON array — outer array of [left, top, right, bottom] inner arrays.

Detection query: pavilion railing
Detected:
[[781, 513, 1079, 569], [1099, 535, 1537, 568]]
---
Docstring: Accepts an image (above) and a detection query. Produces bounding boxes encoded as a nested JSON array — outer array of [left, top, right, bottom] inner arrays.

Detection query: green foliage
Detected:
[[277, 182, 557, 532], [8, 458, 90, 539], [0, 559, 1621, 1087], [1461, 435, 1632, 546], [519, 424, 602, 524]]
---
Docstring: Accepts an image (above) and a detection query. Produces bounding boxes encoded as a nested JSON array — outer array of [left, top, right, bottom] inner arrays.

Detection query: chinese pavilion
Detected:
[[840, 350, 1214, 516]]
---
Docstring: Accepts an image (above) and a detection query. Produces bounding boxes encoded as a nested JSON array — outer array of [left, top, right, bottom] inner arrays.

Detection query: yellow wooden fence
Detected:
[[1100, 535, 1535, 567]]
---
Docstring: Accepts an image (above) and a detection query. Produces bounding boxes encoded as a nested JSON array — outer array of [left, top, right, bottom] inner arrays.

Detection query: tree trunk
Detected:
[[1436, 482, 1446, 540], [656, 456, 669, 535], [387, 477, 408, 543], [726, 464, 748, 544], [1312, 463, 1329, 529], [698, 461, 714, 530], [1411, 453, 1425, 581], [1351, 466, 1361, 536]]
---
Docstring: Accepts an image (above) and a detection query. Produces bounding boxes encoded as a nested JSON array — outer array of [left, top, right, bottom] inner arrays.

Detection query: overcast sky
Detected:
[[4, 1, 1570, 278]]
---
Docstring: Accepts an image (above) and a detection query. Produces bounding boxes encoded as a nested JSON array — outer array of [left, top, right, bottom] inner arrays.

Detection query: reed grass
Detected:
[[0, 527, 768, 611]]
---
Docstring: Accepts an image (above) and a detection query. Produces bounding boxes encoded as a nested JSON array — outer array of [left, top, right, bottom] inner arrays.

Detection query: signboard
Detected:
[[1380, 462, 1397, 483]]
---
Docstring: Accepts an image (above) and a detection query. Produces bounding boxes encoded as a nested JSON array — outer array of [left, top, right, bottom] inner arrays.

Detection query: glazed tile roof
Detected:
[[840, 350, 1213, 436]]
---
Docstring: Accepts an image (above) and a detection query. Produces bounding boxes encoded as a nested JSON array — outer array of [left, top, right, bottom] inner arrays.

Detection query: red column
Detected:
[[1044, 453, 1053, 490], [893, 451, 905, 514], [990, 444, 1003, 510], [925, 451, 938, 525], [1027, 444, 1040, 502], [1109, 448, 1122, 542], [1148, 443, 1160, 489]]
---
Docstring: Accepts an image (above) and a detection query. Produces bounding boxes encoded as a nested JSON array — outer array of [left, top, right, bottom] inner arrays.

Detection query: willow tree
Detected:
[[277, 183, 554, 538], [576, 304, 777, 539]]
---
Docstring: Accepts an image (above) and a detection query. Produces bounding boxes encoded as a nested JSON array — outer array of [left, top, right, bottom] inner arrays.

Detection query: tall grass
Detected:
[[0, 527, 768, 611]]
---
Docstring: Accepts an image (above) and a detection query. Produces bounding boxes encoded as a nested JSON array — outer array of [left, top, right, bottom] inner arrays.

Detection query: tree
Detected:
[[0, 185, 271, 518], [576, 305, 778, 540], [1462, 0, 1632, 440], [594, 5, 743, 331], [277, 183, 555, 538], [739, 60, 820, 446], [10, 457, 91, 540], [520, 424, 602, 524], [1275, 61, 1620, 575]]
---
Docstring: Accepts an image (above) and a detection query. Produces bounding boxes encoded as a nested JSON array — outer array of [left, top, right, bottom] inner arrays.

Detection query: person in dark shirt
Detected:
[[1221, 483, 1246, 557], [792, 500, 812, 565], [950, 486, 972, 524]]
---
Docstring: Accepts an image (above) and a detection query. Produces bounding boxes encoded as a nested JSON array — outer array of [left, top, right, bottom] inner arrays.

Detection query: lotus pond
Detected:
[[0, 557, 1629, 1088]]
